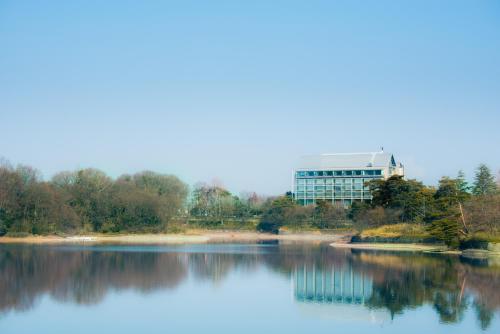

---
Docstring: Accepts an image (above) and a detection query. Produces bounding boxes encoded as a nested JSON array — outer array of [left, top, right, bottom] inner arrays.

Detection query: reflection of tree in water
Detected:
[[0, 246, 188, 311], [360, 252, 499, 327], [261, 245, 499, 328], [475, 300, 495, 330], [0, 244, 498, 329], [188, 252, 259, 283], [50, 251, 188, 304], [359, 254, 469, 322]]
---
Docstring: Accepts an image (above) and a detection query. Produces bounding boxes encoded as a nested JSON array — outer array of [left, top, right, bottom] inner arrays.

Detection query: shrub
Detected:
[[101, 221, 119, 233], [428, 217, 461, 248], [459, 238, 489, 250], [256, 220, 281, 234]]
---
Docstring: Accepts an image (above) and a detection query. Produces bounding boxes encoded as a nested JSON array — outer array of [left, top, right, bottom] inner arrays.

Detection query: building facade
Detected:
[[293, 151, 404, 206]]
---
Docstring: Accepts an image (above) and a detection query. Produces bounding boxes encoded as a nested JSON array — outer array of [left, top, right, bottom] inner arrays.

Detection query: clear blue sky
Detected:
[[1, 0, 499, 195]]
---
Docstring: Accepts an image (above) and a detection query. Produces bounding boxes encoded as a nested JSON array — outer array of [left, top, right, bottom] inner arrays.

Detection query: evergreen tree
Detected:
[[428, 177, 469, 247], [472, 164, 497, 196], [369, 175, 433, 222], [456, 170, 469, 193]]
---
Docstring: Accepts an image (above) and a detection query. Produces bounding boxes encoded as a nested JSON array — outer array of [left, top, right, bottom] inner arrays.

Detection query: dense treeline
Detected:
[[0, 161, 187, 235], [0, 159, 499, 247]]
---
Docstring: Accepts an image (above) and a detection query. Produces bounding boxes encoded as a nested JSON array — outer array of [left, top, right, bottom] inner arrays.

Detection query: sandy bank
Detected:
[[0, 230, 346, 245]]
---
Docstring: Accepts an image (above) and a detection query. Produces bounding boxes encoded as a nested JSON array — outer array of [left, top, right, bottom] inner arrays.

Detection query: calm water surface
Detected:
[[0, 242, 499, 334]]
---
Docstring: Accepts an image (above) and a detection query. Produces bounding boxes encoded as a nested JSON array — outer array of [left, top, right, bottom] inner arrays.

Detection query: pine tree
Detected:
[[472, 164, 497, 196], [456, 170, 469, 193], [429, 177, 469, 245]]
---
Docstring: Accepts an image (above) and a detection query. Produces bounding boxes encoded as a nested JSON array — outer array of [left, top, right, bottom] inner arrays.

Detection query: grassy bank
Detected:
[[346, 223, 500, 256], [354, 223, 500, 245], [352, 223, 436, 243]]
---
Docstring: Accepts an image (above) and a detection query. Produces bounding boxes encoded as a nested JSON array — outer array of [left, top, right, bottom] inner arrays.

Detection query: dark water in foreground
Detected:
[[0, 243, 499, 334]]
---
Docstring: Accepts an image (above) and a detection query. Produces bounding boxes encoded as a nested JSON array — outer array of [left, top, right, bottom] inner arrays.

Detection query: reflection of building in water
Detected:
[[293, 263, 372, 305], [292, 263, 390, 324]]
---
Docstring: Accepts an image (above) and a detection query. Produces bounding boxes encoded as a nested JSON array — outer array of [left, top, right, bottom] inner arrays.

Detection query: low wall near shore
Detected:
[[350, 235, 439, 244], [460, 239, 500, 251]]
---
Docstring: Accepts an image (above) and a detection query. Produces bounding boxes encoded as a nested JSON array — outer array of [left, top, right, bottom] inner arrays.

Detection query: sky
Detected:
[[1, 0, 499, 195]]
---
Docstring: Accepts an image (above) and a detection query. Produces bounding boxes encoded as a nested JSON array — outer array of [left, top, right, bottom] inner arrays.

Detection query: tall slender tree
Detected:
[[456, 170, 469, 193], [472, 164, 497, 196]]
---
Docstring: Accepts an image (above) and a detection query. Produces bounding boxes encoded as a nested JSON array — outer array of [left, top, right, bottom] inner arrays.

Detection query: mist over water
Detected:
[[0, 243, 499, 333]]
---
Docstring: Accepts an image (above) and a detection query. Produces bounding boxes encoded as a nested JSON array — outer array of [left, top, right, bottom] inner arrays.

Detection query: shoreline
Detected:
[[2, 232, 498, 258], [0, 230, 347, 245], [330, 242, 500, 258]]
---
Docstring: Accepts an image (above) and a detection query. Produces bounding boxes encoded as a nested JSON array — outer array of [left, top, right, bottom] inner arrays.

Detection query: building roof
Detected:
[[296, 151, 397, 170]]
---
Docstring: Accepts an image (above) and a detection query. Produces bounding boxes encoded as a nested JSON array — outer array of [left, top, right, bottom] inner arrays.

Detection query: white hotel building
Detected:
[[293, 151, 404, 206]]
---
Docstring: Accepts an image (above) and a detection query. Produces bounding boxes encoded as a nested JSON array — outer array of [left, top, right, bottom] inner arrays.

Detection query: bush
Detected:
[[353, 207, 401, 230], [101, 221, 119, 233], [459, 238, 489, 250], [0, 222, 6, 236], [428, 217, 461, 248], [256, 220, 281, 234]]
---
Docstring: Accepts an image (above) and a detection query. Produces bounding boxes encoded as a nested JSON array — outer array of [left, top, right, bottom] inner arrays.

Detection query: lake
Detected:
[[0, 242, 499, 333]]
